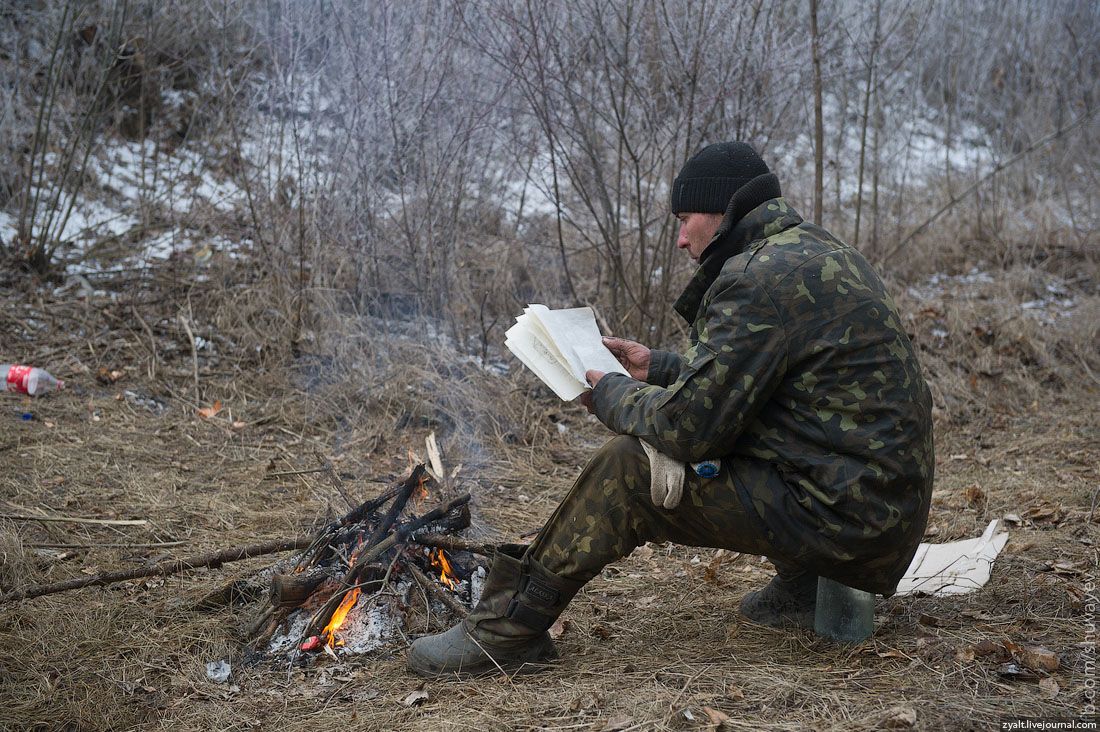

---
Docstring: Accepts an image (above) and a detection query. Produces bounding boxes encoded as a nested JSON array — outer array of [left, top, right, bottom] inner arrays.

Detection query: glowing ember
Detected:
[[321, 588, 361, 647], [430, 548, 459, 590]]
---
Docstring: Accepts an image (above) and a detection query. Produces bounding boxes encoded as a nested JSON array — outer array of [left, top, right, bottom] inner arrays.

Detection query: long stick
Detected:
[[1, 514, 147, 526], [412, 533, 494, 557], [0, 536, 312, 604]]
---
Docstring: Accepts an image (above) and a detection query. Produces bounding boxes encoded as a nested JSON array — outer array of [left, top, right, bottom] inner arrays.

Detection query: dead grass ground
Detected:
[[0, 262, 1096, 732]]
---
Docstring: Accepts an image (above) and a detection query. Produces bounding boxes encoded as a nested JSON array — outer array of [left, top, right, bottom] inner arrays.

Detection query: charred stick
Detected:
[[0, 536, 312, 604], [337, 477, 408, 526], [412, 533, 494, 557], [363, 465, 426, 548], [407, 563, 468, 618], [293, 470, 421, 572]]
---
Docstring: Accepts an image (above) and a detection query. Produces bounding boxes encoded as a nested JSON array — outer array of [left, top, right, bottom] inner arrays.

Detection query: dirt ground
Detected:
[[0, 267, 1097, 732]]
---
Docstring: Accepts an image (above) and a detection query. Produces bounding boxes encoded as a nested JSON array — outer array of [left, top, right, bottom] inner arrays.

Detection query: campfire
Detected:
[[246, 465, 490, 660]]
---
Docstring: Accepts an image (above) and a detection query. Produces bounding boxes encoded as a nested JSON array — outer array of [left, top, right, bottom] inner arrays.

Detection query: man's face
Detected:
[[675, 212, 724, 262]]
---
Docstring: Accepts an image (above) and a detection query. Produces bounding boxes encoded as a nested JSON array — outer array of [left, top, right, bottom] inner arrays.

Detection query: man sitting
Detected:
[[408, 142, 934, 677]]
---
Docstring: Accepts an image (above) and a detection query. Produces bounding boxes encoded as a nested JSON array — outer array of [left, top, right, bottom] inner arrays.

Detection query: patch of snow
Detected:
[[0, 210, 16, 246], [906, 267, 995, 301]]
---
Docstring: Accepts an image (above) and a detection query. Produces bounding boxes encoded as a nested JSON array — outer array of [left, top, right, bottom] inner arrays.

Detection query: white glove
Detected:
[[638, 439, 686, 510]]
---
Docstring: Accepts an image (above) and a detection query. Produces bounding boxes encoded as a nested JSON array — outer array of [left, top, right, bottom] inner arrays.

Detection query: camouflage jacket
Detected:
[[591, 198, 934, 595]]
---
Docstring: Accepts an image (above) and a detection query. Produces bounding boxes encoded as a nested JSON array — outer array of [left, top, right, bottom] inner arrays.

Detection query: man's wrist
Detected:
[[591, 372, 633, 427]]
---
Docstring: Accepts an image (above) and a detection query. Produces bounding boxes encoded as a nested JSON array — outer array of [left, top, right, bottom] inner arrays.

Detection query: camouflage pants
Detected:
[[529, 436, 784, 584]]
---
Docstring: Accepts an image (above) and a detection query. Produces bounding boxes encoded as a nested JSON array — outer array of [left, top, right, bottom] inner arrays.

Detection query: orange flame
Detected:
[[321, 587, 361, 647], [429, 548, 458, 590], [411, 473, 431, 508]]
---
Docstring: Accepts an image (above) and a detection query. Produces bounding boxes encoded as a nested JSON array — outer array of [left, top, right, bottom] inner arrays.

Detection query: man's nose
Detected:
[[676, 224, 689, 249]]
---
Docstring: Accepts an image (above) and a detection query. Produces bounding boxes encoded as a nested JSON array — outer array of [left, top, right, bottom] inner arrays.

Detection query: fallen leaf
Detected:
[[1022, 503, 1062, 523], [402, 686, 429, 707], [1003, 513, 1022, 524], [702, 706, 731, 728], [881, 705, 917, 728], [96, 367, 125, 384], [955, 647, 976, 662], [917, 613, 943, 627], [196, 400, 223, 419], [725, 684, 745, 700], [591, 624, 612, 640], [231, 420, 247, 430], [1039, 677, 1059, 698], [704, 555, 723, 583], [548, 618, 571, 640], [632, 544, 654, 561], [962, 484, 985, 507], [877, 648, 910, 659], [972, 639, 1007, 658], [600, 714, 633, 731], [1015, 645, 1060, 672]]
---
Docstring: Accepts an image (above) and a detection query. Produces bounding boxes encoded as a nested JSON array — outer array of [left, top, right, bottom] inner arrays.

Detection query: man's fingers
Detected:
[[601, 336, 626, 355]]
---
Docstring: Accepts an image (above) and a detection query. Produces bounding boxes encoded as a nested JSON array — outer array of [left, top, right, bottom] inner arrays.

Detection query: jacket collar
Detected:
[[673, 194, 803, 323]]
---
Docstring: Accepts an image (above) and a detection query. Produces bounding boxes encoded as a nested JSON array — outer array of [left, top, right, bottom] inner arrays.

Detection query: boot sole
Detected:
[[407, 637, 558, 678], [740, 607, 816, 630]]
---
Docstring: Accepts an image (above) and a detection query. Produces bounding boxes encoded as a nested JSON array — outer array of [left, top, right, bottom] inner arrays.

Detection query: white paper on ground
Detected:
[[894, 519, 1009, 596]]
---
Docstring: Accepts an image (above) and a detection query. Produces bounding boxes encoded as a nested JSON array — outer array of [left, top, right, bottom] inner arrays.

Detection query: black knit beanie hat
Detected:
[[670, 142, 776, 214]]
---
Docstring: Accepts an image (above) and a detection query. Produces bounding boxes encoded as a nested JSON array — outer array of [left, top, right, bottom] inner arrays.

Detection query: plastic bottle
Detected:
[[2, 364, 64, 396], [690, 459, 721, 478]]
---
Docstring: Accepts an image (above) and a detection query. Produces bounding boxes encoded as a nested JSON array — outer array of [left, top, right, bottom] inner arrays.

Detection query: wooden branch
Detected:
[[363, 465, 425, 548], [412, 533, 494, 557], [292, 470, 421, 572], [28, 541, 184, 549], [0, 536, 312, 604], [1, 514, 147, 526], [408, 563, 467, 618]]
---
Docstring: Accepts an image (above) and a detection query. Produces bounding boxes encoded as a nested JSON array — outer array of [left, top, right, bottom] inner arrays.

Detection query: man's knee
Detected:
[[585, 436, 651, 499]]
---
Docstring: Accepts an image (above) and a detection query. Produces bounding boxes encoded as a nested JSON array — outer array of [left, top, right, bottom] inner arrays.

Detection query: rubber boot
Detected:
[[407, 544, 582, 677], [739, 562, 818, 629]]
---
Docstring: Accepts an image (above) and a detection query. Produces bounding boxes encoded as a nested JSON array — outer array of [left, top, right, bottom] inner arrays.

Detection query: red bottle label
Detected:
[[6, 365, 32, 394]]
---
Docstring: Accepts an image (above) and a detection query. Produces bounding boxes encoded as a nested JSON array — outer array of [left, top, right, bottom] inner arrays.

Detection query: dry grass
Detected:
[[0, 257, 1096, 731]]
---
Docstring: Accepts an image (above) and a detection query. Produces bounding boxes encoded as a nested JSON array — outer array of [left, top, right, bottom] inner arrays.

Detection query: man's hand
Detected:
[[602, 337, 651, 381], [579, 369, 606, 414]]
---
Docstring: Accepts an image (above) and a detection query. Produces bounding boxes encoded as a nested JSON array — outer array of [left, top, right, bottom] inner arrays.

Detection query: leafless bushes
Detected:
[[1, 0, 1097, 413]]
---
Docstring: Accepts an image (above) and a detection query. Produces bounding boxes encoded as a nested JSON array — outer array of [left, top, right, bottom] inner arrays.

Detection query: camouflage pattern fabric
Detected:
[[530, 436, 773, 584], [590, 198, 934, 595]]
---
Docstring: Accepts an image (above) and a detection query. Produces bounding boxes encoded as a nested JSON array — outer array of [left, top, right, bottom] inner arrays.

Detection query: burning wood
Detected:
[[250, 465, 486, 661]]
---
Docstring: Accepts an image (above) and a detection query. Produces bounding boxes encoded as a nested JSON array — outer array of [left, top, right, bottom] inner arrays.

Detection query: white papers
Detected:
[[894, 519, 1009, 596], [505, 305, 628, 401]]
